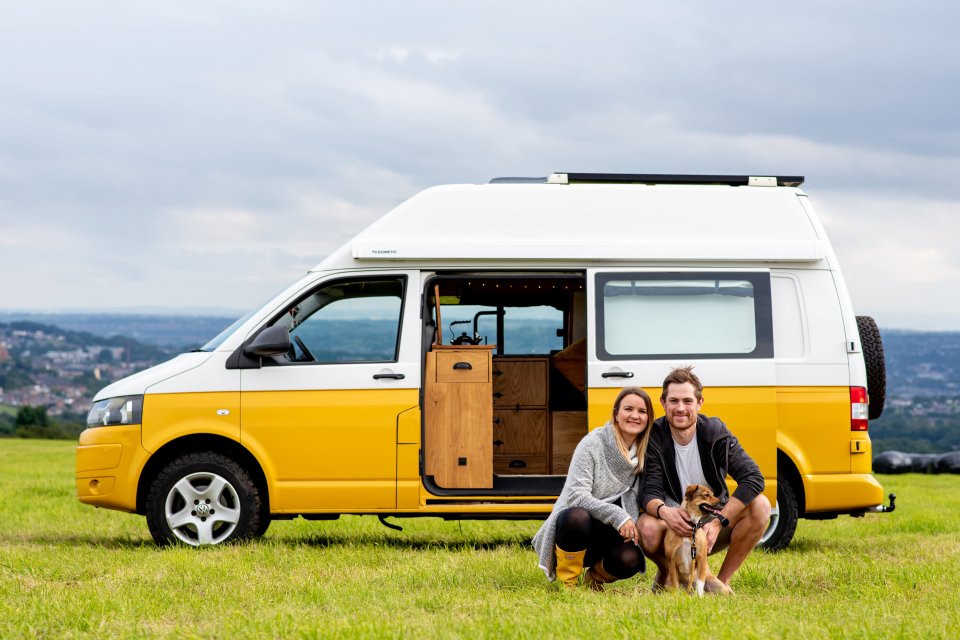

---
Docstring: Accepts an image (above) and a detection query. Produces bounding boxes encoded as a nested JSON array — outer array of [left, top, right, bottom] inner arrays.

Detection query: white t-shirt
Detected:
[[674, 434, 707, 499]]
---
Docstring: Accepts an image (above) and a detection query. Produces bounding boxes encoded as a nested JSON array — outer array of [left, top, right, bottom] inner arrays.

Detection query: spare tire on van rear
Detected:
[[856, 316, 886, 420]]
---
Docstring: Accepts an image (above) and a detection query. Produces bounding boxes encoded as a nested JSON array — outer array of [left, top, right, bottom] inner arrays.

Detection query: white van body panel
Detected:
[[92, 352, 213, 400], [772, 270, 851, 387], [796, 195, 867, 388], [147, 352, 238, 394]]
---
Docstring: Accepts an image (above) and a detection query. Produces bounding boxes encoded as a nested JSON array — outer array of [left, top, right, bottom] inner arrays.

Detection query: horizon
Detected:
[[1, 308, 958, 334]]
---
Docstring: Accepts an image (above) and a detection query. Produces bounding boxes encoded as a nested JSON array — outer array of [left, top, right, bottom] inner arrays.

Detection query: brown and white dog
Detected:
[[663, 484, 732, 596]]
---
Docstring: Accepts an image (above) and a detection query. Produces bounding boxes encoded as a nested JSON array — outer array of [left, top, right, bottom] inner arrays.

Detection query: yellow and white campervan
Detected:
[[77, 173, 893, 547]]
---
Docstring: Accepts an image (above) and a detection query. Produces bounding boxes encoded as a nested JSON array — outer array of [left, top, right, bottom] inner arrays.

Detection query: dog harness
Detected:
[[689, 505, 729, 559]]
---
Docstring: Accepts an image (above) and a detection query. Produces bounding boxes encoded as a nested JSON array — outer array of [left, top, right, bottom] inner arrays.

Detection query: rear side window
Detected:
[[596, 272, 773, 360]]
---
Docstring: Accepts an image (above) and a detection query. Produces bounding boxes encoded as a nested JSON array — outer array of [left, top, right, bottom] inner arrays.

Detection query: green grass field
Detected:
[[1, 439, 958, 639]]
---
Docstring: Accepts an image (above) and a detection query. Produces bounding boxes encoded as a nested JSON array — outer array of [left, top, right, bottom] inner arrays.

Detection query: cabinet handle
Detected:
[[493, 439, 504, 446], [453, 362, 472, 370], [508, 459, 527, 469], [493, 417, 501, 425]]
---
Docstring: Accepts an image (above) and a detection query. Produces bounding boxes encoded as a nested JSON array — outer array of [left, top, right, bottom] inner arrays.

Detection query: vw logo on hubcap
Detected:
[[196, 503, 211, 517]]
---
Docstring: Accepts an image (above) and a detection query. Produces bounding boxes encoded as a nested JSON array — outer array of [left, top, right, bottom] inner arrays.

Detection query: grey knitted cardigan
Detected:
[[531, 423, 642, 581]]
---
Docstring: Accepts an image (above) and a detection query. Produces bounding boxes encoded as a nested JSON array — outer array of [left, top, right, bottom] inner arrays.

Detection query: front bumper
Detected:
[[76, 424, 149, 512]]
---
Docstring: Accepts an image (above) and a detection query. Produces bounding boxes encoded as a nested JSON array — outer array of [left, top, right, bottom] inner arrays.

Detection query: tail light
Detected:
[[851, 386, 869, 431]]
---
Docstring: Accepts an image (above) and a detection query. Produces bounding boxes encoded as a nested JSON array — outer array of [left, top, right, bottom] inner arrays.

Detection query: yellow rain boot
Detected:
[[583, 560, 617, 591], [554, 546, 587, 588]]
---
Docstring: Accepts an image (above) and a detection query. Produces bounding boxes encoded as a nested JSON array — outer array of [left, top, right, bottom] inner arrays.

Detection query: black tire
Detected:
[[145, 452, 265, 547], [856, 315, 886, 420], [758, 474, 799, 551]]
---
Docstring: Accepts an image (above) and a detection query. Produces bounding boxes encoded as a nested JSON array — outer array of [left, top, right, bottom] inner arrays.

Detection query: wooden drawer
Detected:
[[492, 359, 547, 406], [435, 350, 489, 383], [494, 455, 548, 475], [493, 410, 547, 454]]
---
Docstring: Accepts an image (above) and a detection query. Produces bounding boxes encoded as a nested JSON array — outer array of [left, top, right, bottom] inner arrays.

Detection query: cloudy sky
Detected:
[[1, 1, 958, 330]]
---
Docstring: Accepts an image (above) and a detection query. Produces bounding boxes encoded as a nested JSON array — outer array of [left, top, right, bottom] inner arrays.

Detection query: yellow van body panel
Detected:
[[397, 406, 421, 510], [805, 473, 884, 511], [141, 392, 241, 453], [776, 386, 850, 475], [776, 386, 881, 510], [240, 388, 417, 512], [75, 424, 148, 512]]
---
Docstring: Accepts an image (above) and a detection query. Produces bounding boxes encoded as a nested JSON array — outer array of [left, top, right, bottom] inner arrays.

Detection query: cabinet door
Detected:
[[493, 409, 547, 454], [492, 359, 547, 407], [425, 349, 493, 489]]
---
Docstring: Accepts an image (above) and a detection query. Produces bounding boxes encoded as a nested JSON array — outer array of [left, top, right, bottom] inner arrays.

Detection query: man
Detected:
[[638, 366, 771, 592]]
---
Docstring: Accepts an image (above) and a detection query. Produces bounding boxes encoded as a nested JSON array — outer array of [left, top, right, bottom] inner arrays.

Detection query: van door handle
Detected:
[[601, 371, 634, 379], [373, 373, 405, 380]]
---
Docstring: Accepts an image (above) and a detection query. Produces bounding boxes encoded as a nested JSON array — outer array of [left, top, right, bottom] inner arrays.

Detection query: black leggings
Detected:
[[554, 507, 645, 579]]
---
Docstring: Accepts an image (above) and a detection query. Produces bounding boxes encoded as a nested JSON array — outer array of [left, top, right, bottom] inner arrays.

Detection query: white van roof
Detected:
[[314, 177, 826, 270]]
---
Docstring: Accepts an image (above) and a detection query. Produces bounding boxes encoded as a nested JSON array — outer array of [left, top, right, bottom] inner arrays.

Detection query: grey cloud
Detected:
[[1, 0, 959, 326]]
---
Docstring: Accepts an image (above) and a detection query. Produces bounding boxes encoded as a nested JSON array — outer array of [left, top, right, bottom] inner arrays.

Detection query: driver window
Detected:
[[273, 278, 404, 364]]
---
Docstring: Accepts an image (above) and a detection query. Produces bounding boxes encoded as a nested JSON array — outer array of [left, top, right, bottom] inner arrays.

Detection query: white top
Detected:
[[675, 435, 707, 500]]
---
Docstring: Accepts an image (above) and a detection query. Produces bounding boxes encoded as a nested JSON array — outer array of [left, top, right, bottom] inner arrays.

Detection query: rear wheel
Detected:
[[856, 315, 886, 420], [145, 452, 265, 546], [758, 474, 799, 551]]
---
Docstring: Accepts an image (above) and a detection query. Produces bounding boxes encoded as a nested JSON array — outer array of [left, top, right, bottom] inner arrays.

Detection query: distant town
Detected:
[[1, 314, 958, 452], [0, 320, 176, 419]]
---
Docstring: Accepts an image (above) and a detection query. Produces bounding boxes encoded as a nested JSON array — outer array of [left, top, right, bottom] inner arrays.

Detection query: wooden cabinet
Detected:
[[424, 346, 494, 489], [492, 357, 549, 475], [426, 351, 587, 483]]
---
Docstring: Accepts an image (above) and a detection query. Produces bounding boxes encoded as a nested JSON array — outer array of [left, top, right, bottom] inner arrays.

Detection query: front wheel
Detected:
[[145, 452, 265, 546], [758, 474, 799, 551]]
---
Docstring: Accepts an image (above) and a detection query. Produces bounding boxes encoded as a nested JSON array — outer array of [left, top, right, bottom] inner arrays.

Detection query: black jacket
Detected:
[[639, 414, 765, 511]]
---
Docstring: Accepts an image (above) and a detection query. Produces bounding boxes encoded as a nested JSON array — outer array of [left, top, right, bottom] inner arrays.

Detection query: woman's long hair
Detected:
[[610, 387, 655, 473]]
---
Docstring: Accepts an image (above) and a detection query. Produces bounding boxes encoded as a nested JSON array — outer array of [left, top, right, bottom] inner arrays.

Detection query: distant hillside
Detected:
[[882, 329, 960, 397], [0, 312, 237, 350]]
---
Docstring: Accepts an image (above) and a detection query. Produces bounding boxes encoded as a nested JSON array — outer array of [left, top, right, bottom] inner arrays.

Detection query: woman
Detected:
[[532, 387, 654, 589]]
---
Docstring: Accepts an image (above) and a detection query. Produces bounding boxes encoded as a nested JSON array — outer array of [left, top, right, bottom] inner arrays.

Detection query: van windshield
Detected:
[[196, 307, 259, 352]]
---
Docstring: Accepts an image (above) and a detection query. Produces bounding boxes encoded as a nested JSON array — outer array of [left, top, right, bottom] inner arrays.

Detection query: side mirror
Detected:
[[244, 326, 291, 357]]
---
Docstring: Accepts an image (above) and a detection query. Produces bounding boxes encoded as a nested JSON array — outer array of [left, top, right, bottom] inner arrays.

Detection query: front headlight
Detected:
[[86, 395, 143, 427]]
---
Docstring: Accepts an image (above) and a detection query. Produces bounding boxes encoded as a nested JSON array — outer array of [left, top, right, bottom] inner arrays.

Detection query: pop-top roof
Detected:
[[313, 178, 826, 269]]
